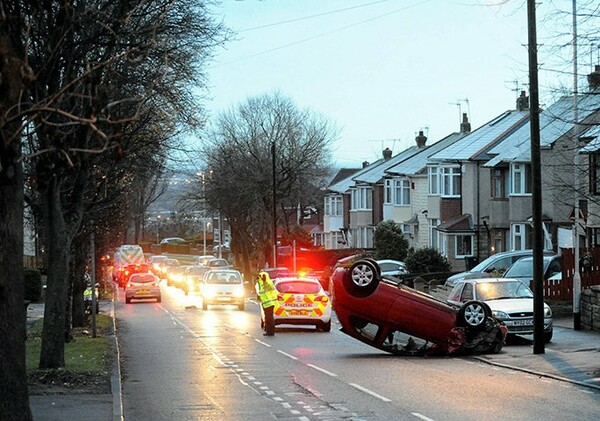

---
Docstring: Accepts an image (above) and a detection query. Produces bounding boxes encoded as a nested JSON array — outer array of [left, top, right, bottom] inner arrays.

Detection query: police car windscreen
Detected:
[[276, 281, 320, 294]]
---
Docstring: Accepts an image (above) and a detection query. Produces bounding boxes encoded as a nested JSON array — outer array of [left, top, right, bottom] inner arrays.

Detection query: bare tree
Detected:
[[197, 92, 337, 276]]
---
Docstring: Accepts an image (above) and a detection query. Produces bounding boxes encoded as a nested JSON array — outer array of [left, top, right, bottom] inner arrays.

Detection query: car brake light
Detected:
[[314, 295, 328, 303], [277, 294, 284, 301]]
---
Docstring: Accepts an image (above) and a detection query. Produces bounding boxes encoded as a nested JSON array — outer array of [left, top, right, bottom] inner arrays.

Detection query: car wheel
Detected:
[[544, 328, 553, 343], [125, 297, 131, 304], [361, 258, 382, 277], [157, 295, 162, 303], [458, 300, 489, 329], [320, 320, 331, 332], [344, 260, 380, 298], [238, 302, 245, 311]]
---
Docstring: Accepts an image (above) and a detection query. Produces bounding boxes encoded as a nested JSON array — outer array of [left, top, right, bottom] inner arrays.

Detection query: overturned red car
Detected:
[[331, 259, 507, 355]]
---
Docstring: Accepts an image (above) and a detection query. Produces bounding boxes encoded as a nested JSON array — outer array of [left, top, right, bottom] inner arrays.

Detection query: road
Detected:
[[116, 283, 600, 421]]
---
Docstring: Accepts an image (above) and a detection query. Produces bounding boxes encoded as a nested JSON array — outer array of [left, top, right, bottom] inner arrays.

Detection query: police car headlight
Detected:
[[204, 286, 217, 298], [492, 310, 508, 320]]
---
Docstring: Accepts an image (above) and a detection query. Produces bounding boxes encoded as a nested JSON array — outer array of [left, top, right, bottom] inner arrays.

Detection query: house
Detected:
[[485, 66, 600, 252], [322, 168, 361, 249], [426, 92, 531, 270]]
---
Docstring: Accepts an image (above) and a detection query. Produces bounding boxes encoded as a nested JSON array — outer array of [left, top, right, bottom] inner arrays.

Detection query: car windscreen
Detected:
[[504, 257, 551, 278], [206, 272, 241, 284], [130, 274, 156, 283], [188, 267, 208, 275], [275, 281, 321, 294], [475, 281, 533, 300]]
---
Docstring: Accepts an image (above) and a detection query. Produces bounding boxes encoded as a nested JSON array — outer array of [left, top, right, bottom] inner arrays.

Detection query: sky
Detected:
[[202, 0, 592, 167]]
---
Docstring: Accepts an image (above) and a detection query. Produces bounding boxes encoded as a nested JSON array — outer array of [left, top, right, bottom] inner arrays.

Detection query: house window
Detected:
[[511, 223, 531, 250], [428, 166, 440, 195], [429, 218, 440, 250], [441, 166, 461, 197], [590, 153, 600, 195], [455, 235, 474, 258], [394, 179, 411, 206], [491, 168, 506, 199], [325, 195, 342, 216], [351, 187, 372, 211], [439, 232, 448, 256], [510, 163, 532, 195], [384, 179, 392, 204]]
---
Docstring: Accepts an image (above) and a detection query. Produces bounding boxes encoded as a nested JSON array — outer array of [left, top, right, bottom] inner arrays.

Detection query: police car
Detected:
[[262, 276, 332, 332]]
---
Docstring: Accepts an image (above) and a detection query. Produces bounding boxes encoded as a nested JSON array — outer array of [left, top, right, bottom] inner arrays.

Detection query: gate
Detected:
[[555, 248, 600, 300]]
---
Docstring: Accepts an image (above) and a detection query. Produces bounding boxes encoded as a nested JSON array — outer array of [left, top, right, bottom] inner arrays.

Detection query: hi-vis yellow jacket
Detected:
[[257, 272, 278, 308]]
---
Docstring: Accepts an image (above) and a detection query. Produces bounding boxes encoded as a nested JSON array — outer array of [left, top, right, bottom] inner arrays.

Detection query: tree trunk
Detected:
[[0, 130, 33, 420], [0, 18, 34, 419], [39, 177, 71, 369], [71, 239, 88, 328]]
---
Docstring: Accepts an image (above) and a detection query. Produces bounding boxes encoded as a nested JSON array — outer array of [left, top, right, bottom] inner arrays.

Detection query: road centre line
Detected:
[[411, 412, 436, 421], [277, 350, 299, 360], [349, 383, 391, 402], [306, 363, 337, 377]]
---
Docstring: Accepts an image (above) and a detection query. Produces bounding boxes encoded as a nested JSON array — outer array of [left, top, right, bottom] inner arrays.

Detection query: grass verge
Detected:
[[26, 314, 114, 394]]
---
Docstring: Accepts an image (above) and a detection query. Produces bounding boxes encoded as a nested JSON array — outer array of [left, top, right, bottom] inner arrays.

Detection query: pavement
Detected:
[[26, 304, 600, 421]]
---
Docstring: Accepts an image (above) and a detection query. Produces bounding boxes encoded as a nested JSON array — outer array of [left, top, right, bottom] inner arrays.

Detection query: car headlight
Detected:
[[492, 310, 509, 320], [233, 286, 245, 298], [544, 305, 553, 318], [204, 286, 217, 298]]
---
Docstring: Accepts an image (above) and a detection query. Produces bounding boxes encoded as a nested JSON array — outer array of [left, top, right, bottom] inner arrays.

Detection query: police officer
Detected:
[[256, 271, 277, 336]]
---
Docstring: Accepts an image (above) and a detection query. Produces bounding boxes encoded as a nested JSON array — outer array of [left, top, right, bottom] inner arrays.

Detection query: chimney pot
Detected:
[[516, 90, 529, 111], [460, 113, 471, 134], [362, 161, 369, 168], [588, 65, 600, 90], [415, 131, 427, 148], [382, 147, 392, 160]]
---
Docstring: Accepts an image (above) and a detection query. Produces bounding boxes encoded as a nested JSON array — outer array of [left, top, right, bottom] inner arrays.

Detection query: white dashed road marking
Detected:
[[349, 383, 391, 402], [307, 363, 337, 377]]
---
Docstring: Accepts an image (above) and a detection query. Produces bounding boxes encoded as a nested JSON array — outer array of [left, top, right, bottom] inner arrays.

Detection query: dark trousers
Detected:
[[263, 305, 275, 335]]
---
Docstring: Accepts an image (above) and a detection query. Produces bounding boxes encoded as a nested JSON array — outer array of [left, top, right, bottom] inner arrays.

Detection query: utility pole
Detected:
[[527, 0, 545, 354], [572, 0, 582, 330], [90, 229, 97, 338], [272, 141, 278, 267]]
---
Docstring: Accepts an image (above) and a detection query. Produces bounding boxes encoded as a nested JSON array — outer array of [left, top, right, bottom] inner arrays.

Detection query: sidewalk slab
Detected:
[[30, 394, 113, 421]]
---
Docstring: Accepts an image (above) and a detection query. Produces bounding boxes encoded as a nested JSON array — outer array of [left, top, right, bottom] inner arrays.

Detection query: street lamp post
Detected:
[[156, 215, 161, 244], [203, 220, 211, 256]]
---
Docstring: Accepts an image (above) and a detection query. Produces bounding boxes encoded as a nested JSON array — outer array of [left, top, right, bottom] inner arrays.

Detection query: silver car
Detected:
[[125, 273, 161, 304], [447, 278, 553, 343]]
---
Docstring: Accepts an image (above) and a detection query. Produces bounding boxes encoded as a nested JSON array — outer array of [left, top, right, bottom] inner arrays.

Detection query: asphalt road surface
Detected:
[[116, 283, 600, 421]]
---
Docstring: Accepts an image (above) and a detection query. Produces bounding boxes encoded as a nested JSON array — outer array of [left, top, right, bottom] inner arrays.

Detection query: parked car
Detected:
[[199, 269, 245, 310], [447, 278, 553, 343], [262, 276, 332, 332], [118, 263, 150, 289], [502, 254, 562, 288], [160, 237, 187, 244], [330, 259, 507, 355], [445, 250, 555, 287], [376, 259, 408, 278], [125, 273, 161, 304]]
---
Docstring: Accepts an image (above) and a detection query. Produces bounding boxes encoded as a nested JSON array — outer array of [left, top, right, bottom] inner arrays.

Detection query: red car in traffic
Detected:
[[331, 259, 507, 355], [118, 263, 150, 289]]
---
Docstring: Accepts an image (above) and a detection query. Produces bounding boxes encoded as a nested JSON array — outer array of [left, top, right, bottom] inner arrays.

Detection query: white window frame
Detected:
[[511, 223, 526, 250], [428, 166, 440, 195], [394, 179, 411, 206], [351, 187, 373, 211], [429, 218, 440, 250], [455, 234, 474, 258], [325, 195, 342, 216], [510, 163, 532, 196], [384, 179, 392, 204], [441, 166, 461, 197]]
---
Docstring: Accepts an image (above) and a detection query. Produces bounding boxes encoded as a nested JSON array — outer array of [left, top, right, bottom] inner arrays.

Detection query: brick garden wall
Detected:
[[581, 286, 600, 332]]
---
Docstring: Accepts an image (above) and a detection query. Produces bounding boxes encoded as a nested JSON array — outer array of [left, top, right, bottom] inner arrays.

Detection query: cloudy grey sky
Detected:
[[204, 0, 591, 167]]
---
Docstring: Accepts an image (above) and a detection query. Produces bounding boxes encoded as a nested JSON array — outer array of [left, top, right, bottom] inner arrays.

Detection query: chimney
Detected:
[[516, 90, 529, 111], [415, 130, 427, 148], [588, 65, 600, 90], [362, 161, 369, 168], [460, 113, 471, 134], [382, 147, 392, 160]]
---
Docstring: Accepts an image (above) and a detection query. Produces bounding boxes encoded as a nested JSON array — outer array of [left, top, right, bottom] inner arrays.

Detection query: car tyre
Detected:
[[320, 320, 331, 332], [361, 258, 382, 278], [344, 260, 380, 298], [156, 295, 162, 303], [457, 300, 490, 329], [544, 328, 553, 343], [238, 302, 245, 311]]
